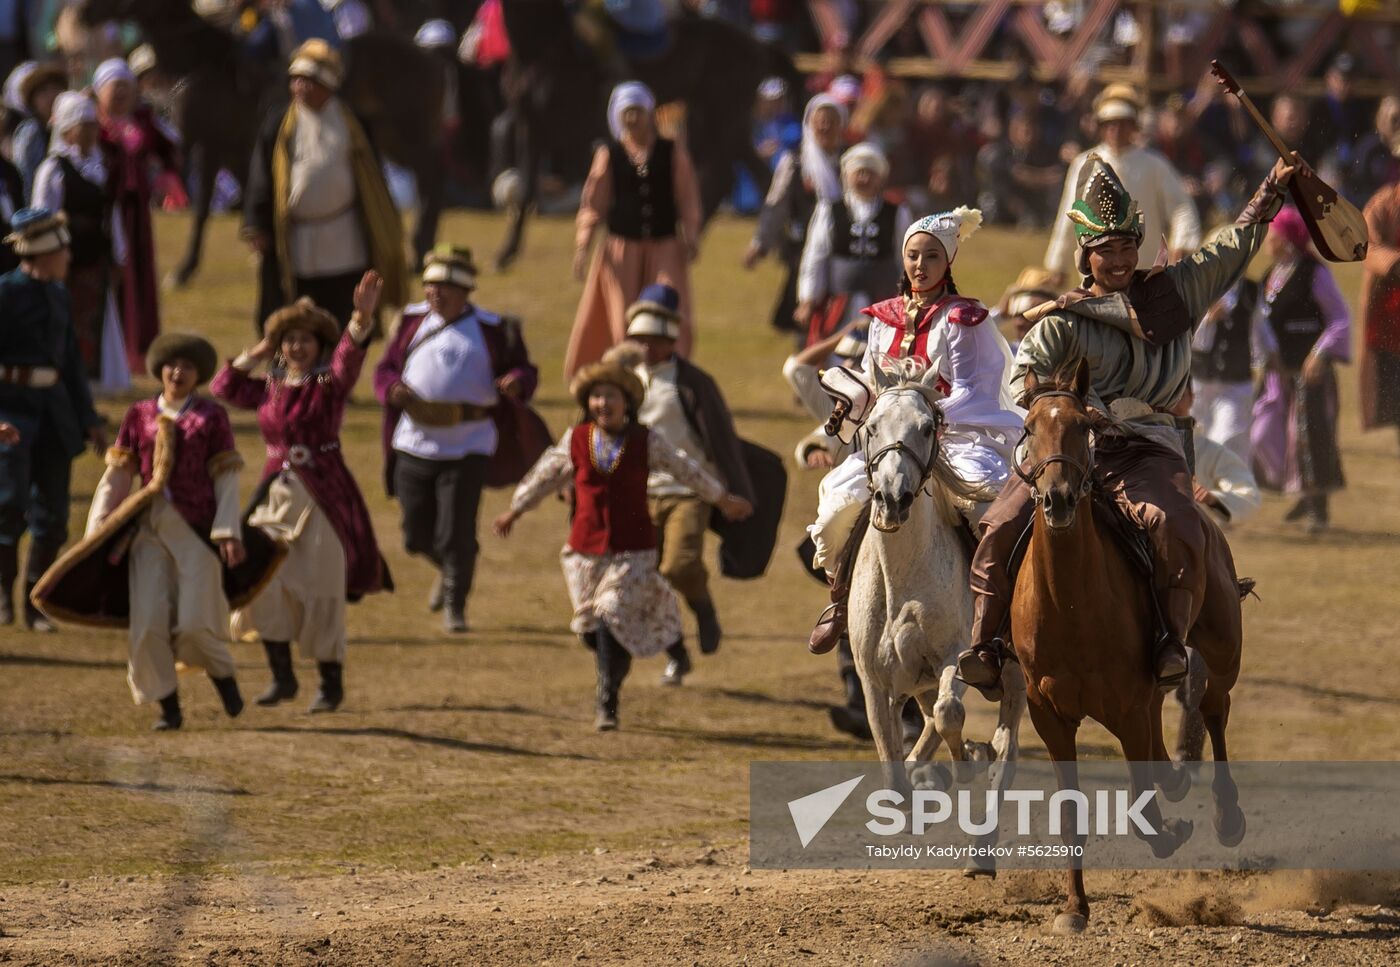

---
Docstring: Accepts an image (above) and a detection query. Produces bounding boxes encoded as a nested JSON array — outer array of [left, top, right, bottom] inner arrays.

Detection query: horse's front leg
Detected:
[[1119, 709, 1194, 858], [172, 142, 215, 288], [1027, 696, 1089, 934], [930, 657, 971, 782]]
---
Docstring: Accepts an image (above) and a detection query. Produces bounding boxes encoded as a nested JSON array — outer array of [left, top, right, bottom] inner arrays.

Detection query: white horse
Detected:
[[848, 359, 1026, 871]]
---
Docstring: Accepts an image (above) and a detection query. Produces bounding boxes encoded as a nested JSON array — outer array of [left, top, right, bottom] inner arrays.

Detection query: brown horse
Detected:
[[79, 0, 446, 283], [1011, 360, 1245, 935]]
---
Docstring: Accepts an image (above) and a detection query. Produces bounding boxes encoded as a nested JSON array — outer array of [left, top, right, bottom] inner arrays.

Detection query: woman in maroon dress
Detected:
[[93, 58, 185, 374], [211, 271, 392, 714]]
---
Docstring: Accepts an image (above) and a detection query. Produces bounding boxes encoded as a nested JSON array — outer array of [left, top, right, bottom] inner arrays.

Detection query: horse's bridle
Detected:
[[862, 389, 945, 493], [1013, 390, 1096, 502]]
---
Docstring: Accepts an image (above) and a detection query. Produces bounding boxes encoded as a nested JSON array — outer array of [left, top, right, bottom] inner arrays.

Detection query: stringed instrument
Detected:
[[1210, 60, 1369, 263]]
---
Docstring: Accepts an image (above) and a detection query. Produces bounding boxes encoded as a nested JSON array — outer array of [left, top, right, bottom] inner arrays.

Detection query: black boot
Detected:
[[22, 540, 59, 633], [211, 675, 244, 718], [692, 600, 722, 655], [660, 640, 691, 686], [594, 629, 631, 731], [1305, 493, 1329, 534], [1283, 495, 1314, 522], [256, 641, 299, 706], [441, 576, 467, 633], [1153, 589, 1192, 690], [427, 573, 444, 613], [827, 660, 873, 741], [0, 543, 16, 626], [309, 661, 344, 713], [956, 594, 1008, 701], [153, 691, 183, 731]]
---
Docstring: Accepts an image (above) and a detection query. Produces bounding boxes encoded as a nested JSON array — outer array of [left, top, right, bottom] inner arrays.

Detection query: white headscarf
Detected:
[[3, 61, 36, 115], [838, 141, 889, 190], [800, 94, 846, 203], [607, 81, 655, 142], [92, 58, 135, 94], [414, 19, 456, 49], [902, 206, 983, 265], [47, 91, 107, 184]]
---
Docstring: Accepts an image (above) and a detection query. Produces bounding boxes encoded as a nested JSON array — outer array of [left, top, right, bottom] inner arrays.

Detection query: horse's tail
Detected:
[[1236, 577, 1258, 601]]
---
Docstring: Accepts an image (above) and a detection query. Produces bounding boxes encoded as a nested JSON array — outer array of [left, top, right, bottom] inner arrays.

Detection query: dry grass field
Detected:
[[1, 210, 1398, 965]]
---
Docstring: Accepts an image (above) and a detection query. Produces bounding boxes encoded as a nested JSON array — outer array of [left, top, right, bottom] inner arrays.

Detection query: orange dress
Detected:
[[565, 136, 702, 380]]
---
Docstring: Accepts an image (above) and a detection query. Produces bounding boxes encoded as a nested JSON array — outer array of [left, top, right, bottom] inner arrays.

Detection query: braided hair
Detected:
[[899, 270, 960, 298]]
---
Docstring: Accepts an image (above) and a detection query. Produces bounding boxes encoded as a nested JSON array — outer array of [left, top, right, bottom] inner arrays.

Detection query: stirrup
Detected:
[[808, 603, 845, 655], [955, 644, 1005, 701]]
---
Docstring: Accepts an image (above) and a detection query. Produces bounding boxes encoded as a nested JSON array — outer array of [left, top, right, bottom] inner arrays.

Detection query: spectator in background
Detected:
[[1169, 387, 1262, 529], [749, 0, 797, 47], [1315, 53, 1371, 184], [1350, 96, 1400, 206], [32, 91, 129, 391], [325, 0, 371, 40], [1262, 94, 1322, 180], [1153, 94, 1210, 220], [1044, 83, 1199, 281], [0, 0, 30, 85], [10, 60, 62, 199], [731, 76, 799, 214], [1251, 207, 1351, 533], [1191, 278, 1277, 461], [94, 57, 184, 375], [976, 109, 1062, 228], [243, 0, 342, 64], [988, 266, 1056, 355], [745, 92, 847, 336], [904, 85, 974, 210], [1359, 165, 1400, 451]]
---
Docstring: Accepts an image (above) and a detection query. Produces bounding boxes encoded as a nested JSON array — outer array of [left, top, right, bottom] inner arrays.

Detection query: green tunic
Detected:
[[1012, 222, 1268, 414]]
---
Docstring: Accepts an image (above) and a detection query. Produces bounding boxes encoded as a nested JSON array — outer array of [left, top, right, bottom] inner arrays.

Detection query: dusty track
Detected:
[[1, 213, 1397, 964]]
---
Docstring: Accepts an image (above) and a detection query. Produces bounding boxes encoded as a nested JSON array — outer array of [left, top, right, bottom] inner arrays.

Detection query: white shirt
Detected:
[[1043, 143, 1201, 279], [392, 307, 500, 460], [1195, 434, 1261, 526], [636, 359, 718, 498], [286, 99, 367, 278], [797, 193, 913, 304]]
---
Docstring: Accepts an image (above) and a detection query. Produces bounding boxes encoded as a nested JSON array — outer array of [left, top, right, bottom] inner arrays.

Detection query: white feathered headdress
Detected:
[[902, 206, 983, 264]]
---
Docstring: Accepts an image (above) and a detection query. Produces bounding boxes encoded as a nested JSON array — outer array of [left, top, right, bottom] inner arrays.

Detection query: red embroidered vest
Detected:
[[567, 422, 656, 555]]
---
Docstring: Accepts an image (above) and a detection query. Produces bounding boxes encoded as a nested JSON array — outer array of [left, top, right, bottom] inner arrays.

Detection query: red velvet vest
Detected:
[[567, 422, 656, 555]]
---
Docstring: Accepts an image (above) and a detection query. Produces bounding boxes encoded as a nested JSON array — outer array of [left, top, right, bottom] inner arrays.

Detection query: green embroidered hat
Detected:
[[1067, 153, 1143, 248]]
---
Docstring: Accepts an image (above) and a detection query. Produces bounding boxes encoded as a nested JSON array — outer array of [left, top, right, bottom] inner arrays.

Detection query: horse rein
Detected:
[[862, 389, 945, 494], [1013, 390, 1096, 502]]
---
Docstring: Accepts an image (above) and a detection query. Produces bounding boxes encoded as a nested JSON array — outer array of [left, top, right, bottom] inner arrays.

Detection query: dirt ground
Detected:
[[1, 212, 1398, 965]]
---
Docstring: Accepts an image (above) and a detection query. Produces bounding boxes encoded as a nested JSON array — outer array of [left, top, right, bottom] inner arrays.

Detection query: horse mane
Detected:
[[872, 360, 1002, 513], [1024, 359, 1090, 409]]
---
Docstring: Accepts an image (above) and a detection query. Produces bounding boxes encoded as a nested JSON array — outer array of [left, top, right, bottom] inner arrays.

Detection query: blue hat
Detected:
[[626, 283, 683, 340], [5, 207, 69, 256]]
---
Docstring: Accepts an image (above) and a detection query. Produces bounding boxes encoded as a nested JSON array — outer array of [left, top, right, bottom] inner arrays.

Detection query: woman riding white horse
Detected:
[[807, 207, 1026, 653]]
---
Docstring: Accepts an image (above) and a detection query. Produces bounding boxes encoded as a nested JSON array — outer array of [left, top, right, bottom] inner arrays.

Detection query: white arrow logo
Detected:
[[787, 775, 864, 848]]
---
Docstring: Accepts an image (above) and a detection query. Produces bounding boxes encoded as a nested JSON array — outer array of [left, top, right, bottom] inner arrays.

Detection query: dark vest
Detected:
[[831, 198, 896, 260], [1193, 280, 1258, 383], [780, 158, 818, 258], [56, 156, 111, 268], [1263, 259, 1326, 371], [606, 138, 677, 241], [567, 422, 656, 555]]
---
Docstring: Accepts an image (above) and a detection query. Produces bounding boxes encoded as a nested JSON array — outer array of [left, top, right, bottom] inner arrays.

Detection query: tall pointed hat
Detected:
[[1067, 153, 1143, 249]]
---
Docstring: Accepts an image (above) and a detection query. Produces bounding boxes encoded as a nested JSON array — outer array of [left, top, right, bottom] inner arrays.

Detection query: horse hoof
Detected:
[[1151, 817, 1194, 859], [1052, 912, 1087, 935], [1158, 763, 1192, 803], [163, 270, 189, 291], [1214, 806, 1246, 847], [910, 763, 950, 792], [951, 758, 975, 785], [962, 859, 996, 879]]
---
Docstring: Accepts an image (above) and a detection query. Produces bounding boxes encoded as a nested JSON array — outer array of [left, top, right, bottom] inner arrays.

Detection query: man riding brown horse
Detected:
[[957, 152, 1299, 700]]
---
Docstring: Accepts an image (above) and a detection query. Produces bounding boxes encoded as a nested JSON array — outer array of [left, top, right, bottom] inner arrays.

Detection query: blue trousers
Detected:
[[0, 432, 73, 548]]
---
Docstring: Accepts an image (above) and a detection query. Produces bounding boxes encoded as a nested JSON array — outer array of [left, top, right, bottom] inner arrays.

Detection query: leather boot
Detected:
[[1305, 493, 1329, 534], [660, 640, 691, 686], [211, 675, 244, 718], [808, 509, 870, 655], [441, 575, 467, 633], [256, 641, 299, 706], [309, 662, 344, 713], [955, 595, 1008, 701], [1153, 588, 1192, 690], [22, 540, 59, 633], [692, 600, 722, 655], [427, 573, 444, 613], [0, 543, 16, 626], [153, 691, 183, 731], [593, 630, 631, 731], [1283, 495, 1313, 522]]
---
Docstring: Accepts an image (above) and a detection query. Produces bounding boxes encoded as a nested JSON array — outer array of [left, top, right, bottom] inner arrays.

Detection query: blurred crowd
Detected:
[[734, 53, 1400, 229]]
